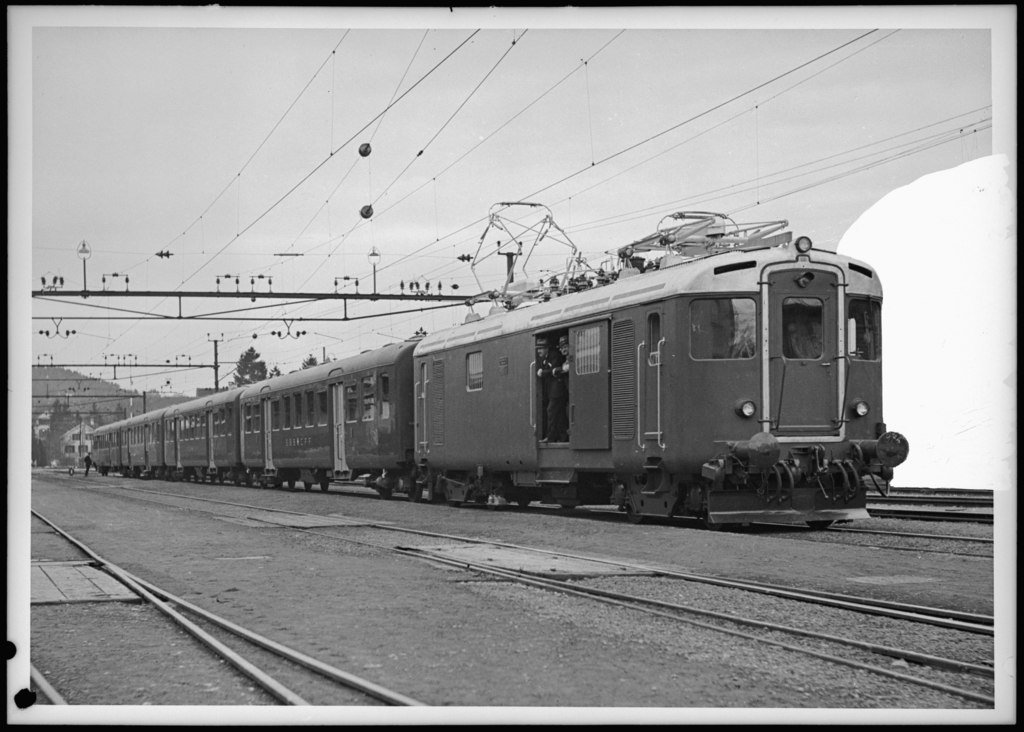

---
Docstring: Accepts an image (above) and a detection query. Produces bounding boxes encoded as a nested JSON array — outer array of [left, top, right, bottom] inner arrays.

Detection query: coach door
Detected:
[[205, 410, 216, 470], [262, 397, 275, 471], [331, 383, 350, 477], [568, 322, 610, 450], [766, 266, 842, 436]]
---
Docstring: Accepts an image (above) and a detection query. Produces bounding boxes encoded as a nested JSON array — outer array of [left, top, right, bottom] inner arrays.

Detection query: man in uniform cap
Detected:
[[536, 334, 569, 442]]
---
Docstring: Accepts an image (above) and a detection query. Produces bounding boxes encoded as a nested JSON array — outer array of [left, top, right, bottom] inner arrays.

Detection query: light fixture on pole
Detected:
[[367, 247, 382, 294]]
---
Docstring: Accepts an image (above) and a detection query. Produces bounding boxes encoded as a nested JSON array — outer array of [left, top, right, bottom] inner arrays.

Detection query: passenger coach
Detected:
[[238, 341, 417, 494]]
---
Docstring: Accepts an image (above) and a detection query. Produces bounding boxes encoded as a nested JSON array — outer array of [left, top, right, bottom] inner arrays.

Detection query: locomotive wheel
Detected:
[[287, 479, 297, 491], [407, 485, 422, 502], [320, 477, 330, 492], [304, 481, 313, 491], [701, 516, 724, 531], [517, 497, 531, 508], [379, 487, 393, 500], [625, 503, 645, 524], [806, 520, 834, 530]]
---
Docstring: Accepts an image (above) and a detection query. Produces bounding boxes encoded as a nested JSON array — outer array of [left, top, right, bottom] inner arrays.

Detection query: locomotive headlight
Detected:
[[851, 400, 870, 418], [795, 236, 813, 253], [734, 399, 757, 418]]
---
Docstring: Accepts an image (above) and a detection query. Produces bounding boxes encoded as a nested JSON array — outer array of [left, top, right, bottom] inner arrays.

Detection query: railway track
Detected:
[[866, 507, 994, 523], [30, 510, 425, 707], [71, 482, 995, 708]]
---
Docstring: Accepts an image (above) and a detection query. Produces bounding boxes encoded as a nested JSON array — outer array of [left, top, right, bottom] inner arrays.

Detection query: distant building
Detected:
[[34, 411, 52, 439], [58, 423, 95, 467]]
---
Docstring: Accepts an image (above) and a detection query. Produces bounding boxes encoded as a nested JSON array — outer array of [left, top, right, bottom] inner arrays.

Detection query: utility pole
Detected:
[[207, 333, 222, 390]]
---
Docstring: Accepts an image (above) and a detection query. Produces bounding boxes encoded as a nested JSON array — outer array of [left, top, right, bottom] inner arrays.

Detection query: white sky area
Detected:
[[840, 156, 1016, 492], [7, 5, 1018, 725]]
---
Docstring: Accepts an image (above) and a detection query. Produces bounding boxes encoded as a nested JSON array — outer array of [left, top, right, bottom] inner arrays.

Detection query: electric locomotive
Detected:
[[413, 212, 908, 528]]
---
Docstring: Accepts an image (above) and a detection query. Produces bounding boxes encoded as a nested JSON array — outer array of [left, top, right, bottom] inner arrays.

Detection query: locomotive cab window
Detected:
[[848, 298, 881, 361], [782, 297, 823, 360], [690, 298, 756, 359], [574, 326, 601, 375], [466, 351, 483, 391]]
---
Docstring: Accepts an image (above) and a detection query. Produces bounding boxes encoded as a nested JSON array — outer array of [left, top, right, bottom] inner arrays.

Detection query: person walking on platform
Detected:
[[83, 452, 93, 477]]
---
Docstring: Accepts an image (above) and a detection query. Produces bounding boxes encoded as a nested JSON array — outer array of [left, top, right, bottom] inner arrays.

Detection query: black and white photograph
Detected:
[[8, 5, 1015, 725]]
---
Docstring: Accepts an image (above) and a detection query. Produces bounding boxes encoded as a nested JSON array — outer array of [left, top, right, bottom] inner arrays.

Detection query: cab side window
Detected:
[[691, 298, 757, 359], [848, 298, 881, 360]]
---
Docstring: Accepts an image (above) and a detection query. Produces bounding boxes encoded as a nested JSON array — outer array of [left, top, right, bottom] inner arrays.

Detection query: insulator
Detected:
[[360, 205, 374, 219], [358, 143, 372, 157]]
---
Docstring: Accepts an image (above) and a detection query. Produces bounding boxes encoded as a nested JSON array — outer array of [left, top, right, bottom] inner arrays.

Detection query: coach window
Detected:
[[848, 298, 881, 361], [345, 384, 358, 423], [362, 375, 376, 421], [690, 298, 757, 359], [306, 391, 316, 427], [317, 389, 328, 426], [380, 374, 391, 419], [283, 395, 292, 429], [272, 399, 281, 431], [294, 392, 304, 429], [466, 351, 483, 391], [244, 404, 252, 433], [782, 297, 823, 360], [253, 405, 261, 433]]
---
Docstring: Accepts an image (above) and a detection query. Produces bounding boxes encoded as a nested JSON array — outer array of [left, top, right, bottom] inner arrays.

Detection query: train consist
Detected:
[[92, 211, 909, 529]]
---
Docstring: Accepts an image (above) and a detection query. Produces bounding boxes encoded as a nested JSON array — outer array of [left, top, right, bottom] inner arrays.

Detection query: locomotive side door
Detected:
[[765, 266, 842, 436], [331, 382, 350, 477], [640, 309, 666, 449], [568, 321, 610, 450]]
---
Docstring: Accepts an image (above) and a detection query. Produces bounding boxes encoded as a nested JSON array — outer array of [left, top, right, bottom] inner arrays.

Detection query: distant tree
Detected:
[[301, 354, 319, 370], [32, 436, 49, 467], [231, 347, 269, 387], [269, 365, 282, 378]]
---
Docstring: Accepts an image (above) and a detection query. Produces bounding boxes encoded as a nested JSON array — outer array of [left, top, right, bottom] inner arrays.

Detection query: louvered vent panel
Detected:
[[430, 359, 445, 445], [611, 320, 636, 439]]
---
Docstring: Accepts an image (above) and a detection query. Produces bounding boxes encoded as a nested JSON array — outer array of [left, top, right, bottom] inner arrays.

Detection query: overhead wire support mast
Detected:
[[32, 288, 474, 320]]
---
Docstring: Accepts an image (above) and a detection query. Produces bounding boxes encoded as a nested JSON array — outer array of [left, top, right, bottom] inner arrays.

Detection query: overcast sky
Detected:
[[12, 5, 1016, 488]]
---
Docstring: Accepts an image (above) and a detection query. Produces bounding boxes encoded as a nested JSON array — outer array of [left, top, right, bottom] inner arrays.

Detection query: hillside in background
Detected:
[[32, 366, 193, 427]]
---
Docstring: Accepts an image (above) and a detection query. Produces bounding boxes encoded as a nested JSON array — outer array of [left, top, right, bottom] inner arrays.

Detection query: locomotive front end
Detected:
[[698, 235, 909, 528]]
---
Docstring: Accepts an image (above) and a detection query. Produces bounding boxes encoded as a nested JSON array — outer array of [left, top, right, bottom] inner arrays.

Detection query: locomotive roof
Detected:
[[237, 339, 417, 400], [416, 243, 882, 356]]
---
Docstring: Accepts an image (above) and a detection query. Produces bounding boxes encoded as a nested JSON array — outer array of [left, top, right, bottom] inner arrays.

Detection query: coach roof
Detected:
[[238, 339, 417, 400]]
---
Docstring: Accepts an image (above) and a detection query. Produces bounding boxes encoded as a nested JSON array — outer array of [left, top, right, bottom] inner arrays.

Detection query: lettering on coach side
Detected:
[[284, 436, 314, 448]]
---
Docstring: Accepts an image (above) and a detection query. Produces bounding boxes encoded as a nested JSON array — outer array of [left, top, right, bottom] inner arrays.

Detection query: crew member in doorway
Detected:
[[536, 335, 569, 444], [550, 335, 571, 442], [536, 336, 567, 442]]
